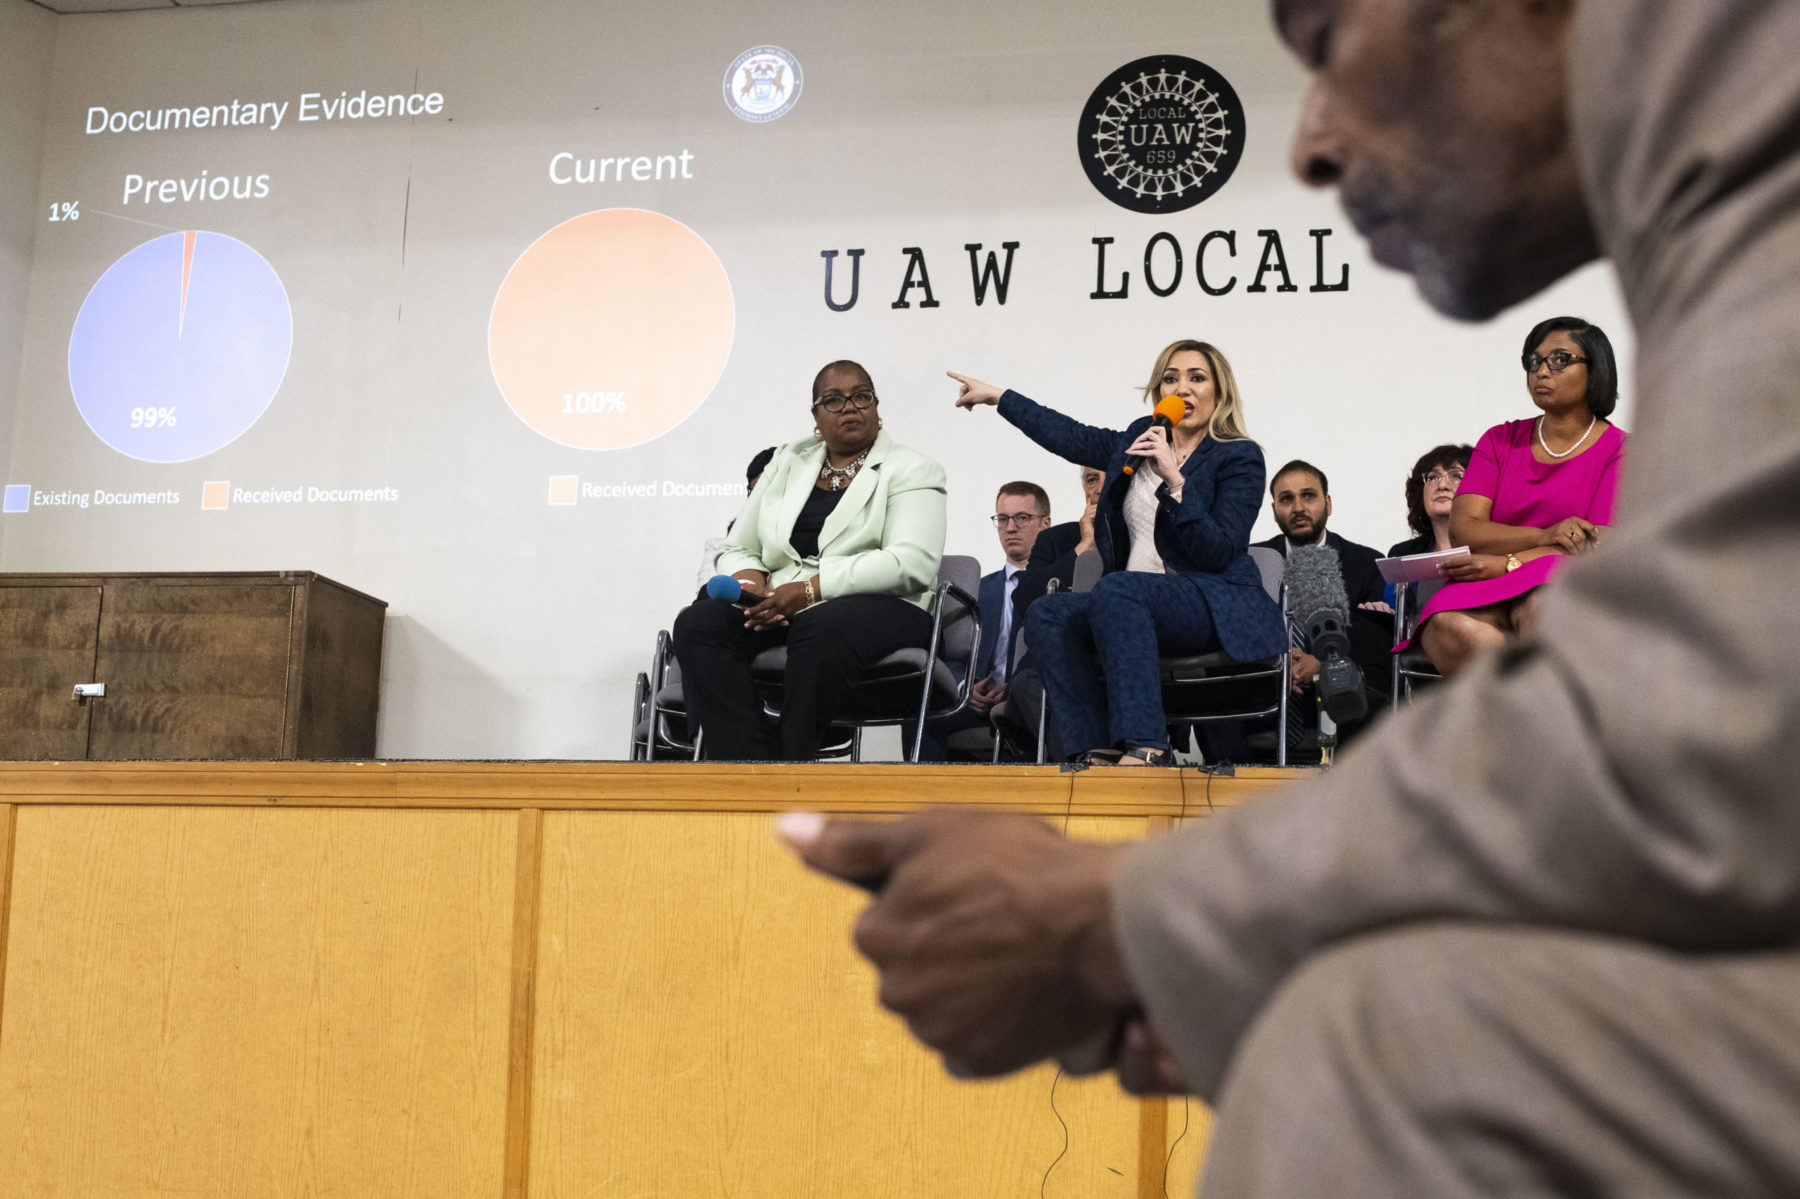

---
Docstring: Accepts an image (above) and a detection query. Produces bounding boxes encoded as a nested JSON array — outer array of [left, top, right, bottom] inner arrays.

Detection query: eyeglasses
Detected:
[[1521, 350, 1589, 373], [813, 390, 877, 414], [991, 513, 1047, 528], [1422, 469, 1464, 487]]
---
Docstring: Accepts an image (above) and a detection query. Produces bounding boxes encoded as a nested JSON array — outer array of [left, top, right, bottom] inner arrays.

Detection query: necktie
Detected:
[[994, 569, 1019, 681]]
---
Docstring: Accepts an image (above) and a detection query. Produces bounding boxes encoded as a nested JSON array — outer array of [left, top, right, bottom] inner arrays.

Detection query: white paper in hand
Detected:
[[1376, 546, 1470, 584]]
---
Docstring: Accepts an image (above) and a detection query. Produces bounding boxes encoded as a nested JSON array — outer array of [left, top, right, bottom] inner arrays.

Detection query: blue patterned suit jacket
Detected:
[[996, 389, 1286, 663]]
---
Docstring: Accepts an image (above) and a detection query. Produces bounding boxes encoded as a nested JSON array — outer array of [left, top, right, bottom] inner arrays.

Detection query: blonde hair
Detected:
[[1139, 339, 1251, 443]]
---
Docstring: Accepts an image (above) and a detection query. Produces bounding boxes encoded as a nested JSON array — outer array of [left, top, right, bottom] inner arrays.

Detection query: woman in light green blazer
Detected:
[[673, 360, 948, 760]]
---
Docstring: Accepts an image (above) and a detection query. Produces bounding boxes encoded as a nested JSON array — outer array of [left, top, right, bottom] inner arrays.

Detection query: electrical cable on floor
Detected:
[[1163, 1096, 1192, 1198], [1040, 764, 1079, 1195], [1040, 1067, 1069, 1196]]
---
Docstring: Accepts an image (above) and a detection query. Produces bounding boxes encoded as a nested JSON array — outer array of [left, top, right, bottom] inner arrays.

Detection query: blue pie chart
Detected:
[[68, 230, 292, 463]]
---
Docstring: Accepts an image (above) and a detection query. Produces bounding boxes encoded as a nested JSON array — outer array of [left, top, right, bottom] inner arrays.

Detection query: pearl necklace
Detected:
[[818, 446, 871, 490], [1537, 414, 1596, 460]]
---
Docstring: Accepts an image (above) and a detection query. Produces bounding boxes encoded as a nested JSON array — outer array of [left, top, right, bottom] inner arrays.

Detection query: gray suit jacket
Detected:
[[1116, 0, 1800, 1099]]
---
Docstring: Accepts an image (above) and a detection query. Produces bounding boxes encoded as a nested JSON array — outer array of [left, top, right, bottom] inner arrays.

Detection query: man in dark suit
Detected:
[[995, 467, 1102, 761], [915, 481, 1050, 761], [1011, 466, 1104, 625], [1253, 460, 1392, 747]]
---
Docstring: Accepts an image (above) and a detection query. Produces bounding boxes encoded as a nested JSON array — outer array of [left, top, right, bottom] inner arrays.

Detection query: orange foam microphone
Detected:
[[1121, 396, 1191, 475]]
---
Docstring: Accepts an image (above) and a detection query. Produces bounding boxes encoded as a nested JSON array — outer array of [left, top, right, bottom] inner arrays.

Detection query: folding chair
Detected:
[[1156, 546, 1291, 767], [1391, 577, 1447, 707]]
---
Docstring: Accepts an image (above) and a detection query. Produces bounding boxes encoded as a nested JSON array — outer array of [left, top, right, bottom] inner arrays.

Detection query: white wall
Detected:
[[0, 0, 57, 554], [0, 0, 1631, 758]]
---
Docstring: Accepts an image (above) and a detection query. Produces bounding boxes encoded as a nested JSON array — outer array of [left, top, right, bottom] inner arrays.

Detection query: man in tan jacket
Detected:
[[786, 0, 1800, 1193]]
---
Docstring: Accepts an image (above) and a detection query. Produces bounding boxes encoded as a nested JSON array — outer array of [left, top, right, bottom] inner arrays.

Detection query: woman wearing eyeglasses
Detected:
[[1390, 444, 1475, 559], [1414, 316, 1628, 677], [948, 339, 1286, 767], [672, 359, 947, 760]]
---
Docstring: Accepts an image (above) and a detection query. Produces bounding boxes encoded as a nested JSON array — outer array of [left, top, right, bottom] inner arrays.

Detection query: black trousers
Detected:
[[672, 592, 934, 761]]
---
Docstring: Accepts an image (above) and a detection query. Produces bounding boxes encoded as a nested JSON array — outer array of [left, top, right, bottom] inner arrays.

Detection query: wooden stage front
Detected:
[[0, 761, 1307, 1198]]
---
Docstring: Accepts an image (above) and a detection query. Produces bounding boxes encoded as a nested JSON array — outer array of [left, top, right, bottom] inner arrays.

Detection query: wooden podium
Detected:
[[0, 762, 1300, 1198]]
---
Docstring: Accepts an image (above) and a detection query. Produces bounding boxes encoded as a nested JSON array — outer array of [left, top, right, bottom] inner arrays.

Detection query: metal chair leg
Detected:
[[1277, 588, 1290, 769]]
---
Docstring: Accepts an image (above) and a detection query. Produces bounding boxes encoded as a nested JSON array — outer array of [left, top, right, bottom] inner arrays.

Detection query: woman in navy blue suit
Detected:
[[948, 340, 1285, 765]]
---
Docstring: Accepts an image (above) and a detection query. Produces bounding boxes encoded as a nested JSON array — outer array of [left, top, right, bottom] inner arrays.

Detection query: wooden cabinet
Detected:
[[0, 572, 386, 760]]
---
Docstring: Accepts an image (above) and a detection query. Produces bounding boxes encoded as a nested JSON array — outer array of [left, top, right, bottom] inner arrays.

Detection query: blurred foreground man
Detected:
[[786, 1, 1800, 1195]]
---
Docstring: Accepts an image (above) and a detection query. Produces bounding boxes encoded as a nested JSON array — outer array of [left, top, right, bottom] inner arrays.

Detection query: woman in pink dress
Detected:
[[1418, 316, 1627, 676]]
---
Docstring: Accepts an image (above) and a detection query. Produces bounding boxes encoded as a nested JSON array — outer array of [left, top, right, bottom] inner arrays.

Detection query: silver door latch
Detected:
[[72, 683, 106, 699]]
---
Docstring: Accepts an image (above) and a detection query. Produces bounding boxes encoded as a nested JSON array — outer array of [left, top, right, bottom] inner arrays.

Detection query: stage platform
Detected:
[[0, 761, 1309, 1198]]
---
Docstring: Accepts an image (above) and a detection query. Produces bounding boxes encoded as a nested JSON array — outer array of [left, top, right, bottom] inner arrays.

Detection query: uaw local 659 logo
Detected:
[[1078, 55, 1246, 214], [724, 46, 802, 122]]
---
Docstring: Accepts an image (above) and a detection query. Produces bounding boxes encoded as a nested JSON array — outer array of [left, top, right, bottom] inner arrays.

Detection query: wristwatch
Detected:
[[1505, 553, 1522, 572]]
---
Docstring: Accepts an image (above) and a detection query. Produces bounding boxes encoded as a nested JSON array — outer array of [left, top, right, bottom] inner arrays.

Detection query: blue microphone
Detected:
[[705, 574, 758, 608]]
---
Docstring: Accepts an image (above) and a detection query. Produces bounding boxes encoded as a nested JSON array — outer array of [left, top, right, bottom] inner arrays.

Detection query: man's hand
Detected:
[[967, 675, 1005, 715], [778, 809, 1137, 1078], [1076, 499, 1098, 553], [1289, 649, 1321, 692], [1115, 1016, 1190, 1096]]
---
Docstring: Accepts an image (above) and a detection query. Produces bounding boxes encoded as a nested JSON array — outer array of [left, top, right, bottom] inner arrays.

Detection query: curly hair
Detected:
[[1404, 443, 1473, 536]]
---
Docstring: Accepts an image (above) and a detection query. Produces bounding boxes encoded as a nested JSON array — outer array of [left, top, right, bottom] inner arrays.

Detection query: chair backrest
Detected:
[[1071, 549, 1104, 594], [936, 554, 982, 660], [1245, 545, 1285, 603]]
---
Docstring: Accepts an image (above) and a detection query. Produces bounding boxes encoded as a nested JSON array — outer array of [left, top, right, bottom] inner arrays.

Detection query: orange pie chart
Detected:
[[489, 209, 734, 450]]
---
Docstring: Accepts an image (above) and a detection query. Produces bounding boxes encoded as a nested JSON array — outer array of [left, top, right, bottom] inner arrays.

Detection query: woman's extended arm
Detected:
[[948, 371, 1125, 470]]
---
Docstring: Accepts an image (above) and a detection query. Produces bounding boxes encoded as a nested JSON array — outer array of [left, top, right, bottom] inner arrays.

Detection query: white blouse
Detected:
[[1123, 468, 1167, 573]]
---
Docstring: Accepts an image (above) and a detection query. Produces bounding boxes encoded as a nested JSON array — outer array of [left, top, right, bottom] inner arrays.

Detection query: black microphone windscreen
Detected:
[[1283, 542, 1369, 722], [1284, 543, 1351, 622]]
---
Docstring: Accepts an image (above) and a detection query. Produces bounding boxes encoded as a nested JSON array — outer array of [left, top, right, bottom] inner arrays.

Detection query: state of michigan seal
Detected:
[[724, 46, 803, 123], [1077, 55, 1245, 214]]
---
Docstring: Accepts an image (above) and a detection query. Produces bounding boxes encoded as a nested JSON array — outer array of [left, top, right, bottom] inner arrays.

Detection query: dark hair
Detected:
[[1269, 459, 1327, 499], [811, 359, 874, 400], [1521, 316, 1619, 418], [1404, 443, 1474, 536], [996, 480, 1050, 518], [745, 446, 776, 488]]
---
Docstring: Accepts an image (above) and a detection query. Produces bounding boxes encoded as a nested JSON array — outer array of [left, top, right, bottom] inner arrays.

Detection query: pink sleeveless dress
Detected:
[[1415, 418, 1626, 629]]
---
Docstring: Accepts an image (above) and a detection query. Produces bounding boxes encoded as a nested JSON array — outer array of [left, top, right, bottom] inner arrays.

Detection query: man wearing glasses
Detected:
[[915, 481, 1050, 760]]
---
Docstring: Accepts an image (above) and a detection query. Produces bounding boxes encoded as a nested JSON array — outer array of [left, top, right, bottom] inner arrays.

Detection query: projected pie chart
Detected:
[[68, 230, 292, 463], [489, 208, 734, 450]]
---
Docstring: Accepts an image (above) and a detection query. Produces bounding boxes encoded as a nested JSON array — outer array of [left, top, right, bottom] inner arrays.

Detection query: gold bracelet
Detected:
[[804, 578, 817, 606]]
